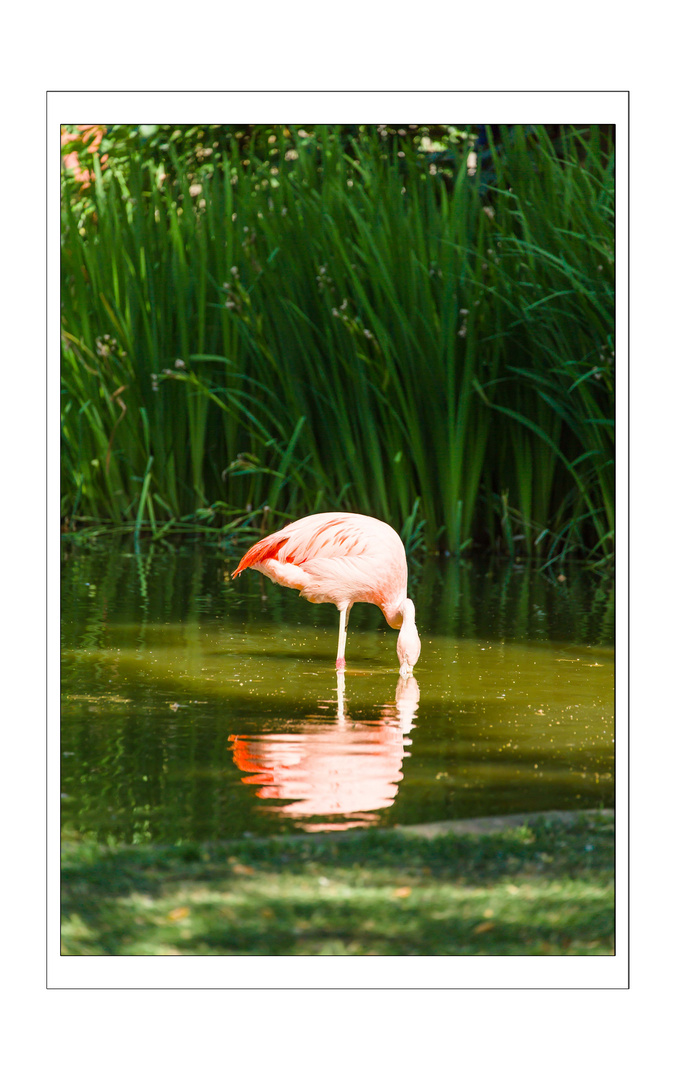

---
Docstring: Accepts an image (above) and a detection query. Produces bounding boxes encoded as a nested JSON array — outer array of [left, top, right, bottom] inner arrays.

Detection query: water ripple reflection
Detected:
[[61, 543, 614, 843]]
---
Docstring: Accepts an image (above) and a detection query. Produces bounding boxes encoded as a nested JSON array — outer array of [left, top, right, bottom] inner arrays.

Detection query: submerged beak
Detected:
[[399, 660, 413, 679]]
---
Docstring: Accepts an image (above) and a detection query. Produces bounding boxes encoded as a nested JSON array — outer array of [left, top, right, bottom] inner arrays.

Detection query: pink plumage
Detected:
[[232, 512, 421, 675]]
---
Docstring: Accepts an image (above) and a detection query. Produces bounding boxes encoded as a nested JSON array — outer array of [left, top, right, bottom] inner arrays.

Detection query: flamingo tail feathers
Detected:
[[232, 534, 288, 578]]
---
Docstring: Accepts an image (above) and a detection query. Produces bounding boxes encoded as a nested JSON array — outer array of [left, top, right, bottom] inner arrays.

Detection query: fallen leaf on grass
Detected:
[[473, 921, 496, 934], [167, 906, 190, 922], [229, 861, 255, 875]]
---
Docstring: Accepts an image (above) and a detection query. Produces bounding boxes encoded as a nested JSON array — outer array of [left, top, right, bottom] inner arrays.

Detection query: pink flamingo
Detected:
[[232, 512, 421, 676]]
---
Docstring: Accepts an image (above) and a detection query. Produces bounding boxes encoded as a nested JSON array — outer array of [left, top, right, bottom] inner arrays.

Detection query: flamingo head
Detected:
[[396, 598, 421, 678]]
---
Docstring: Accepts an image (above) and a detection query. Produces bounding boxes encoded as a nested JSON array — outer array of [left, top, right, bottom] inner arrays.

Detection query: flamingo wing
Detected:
[[232, 513, 408, 620], [233, 514, 370, 576]]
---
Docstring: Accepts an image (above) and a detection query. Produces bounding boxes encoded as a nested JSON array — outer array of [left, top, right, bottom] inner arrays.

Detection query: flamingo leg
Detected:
[[336, 604, 350, 670], [336, 668, 346, 721]]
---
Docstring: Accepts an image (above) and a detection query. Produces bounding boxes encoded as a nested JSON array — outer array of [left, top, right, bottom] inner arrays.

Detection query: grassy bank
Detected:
[[61, 811, 614, 956], [61, 125, 614, 566]]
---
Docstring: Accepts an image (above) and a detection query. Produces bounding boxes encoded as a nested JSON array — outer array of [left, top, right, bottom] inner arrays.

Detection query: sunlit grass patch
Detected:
[[61, 812, 614, 956]]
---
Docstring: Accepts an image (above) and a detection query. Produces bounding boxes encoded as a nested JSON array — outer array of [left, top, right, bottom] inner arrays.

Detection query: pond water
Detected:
[[61, 540, 614, 842]]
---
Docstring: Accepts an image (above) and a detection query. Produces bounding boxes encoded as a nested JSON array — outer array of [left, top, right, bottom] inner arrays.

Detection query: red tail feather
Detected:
[[232, 535, 288, 578]]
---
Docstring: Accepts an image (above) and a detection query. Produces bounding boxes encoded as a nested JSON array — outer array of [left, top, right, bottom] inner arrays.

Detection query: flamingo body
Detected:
[[232, 512, 421, 675]]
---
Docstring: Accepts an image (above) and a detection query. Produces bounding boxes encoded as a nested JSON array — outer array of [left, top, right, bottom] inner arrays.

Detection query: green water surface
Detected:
[[61, 541, 614, 842]]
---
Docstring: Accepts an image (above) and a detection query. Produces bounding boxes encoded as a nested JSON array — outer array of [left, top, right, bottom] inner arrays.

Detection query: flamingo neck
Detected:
[[396, 598, 420, 676]]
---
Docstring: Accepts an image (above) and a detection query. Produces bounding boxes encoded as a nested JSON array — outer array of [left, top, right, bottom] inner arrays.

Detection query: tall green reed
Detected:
[[61, 125, 614, 563]]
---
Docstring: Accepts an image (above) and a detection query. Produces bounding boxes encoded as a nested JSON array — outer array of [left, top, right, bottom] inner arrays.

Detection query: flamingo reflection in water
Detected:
[[229, 674, 420, 832]]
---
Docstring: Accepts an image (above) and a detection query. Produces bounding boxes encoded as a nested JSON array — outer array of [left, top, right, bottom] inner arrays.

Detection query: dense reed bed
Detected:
[[61, 125, 614, 566]]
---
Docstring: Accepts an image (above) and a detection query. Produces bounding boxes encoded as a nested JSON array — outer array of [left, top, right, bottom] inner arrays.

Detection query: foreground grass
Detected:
[[61, 812, 614, 956]]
